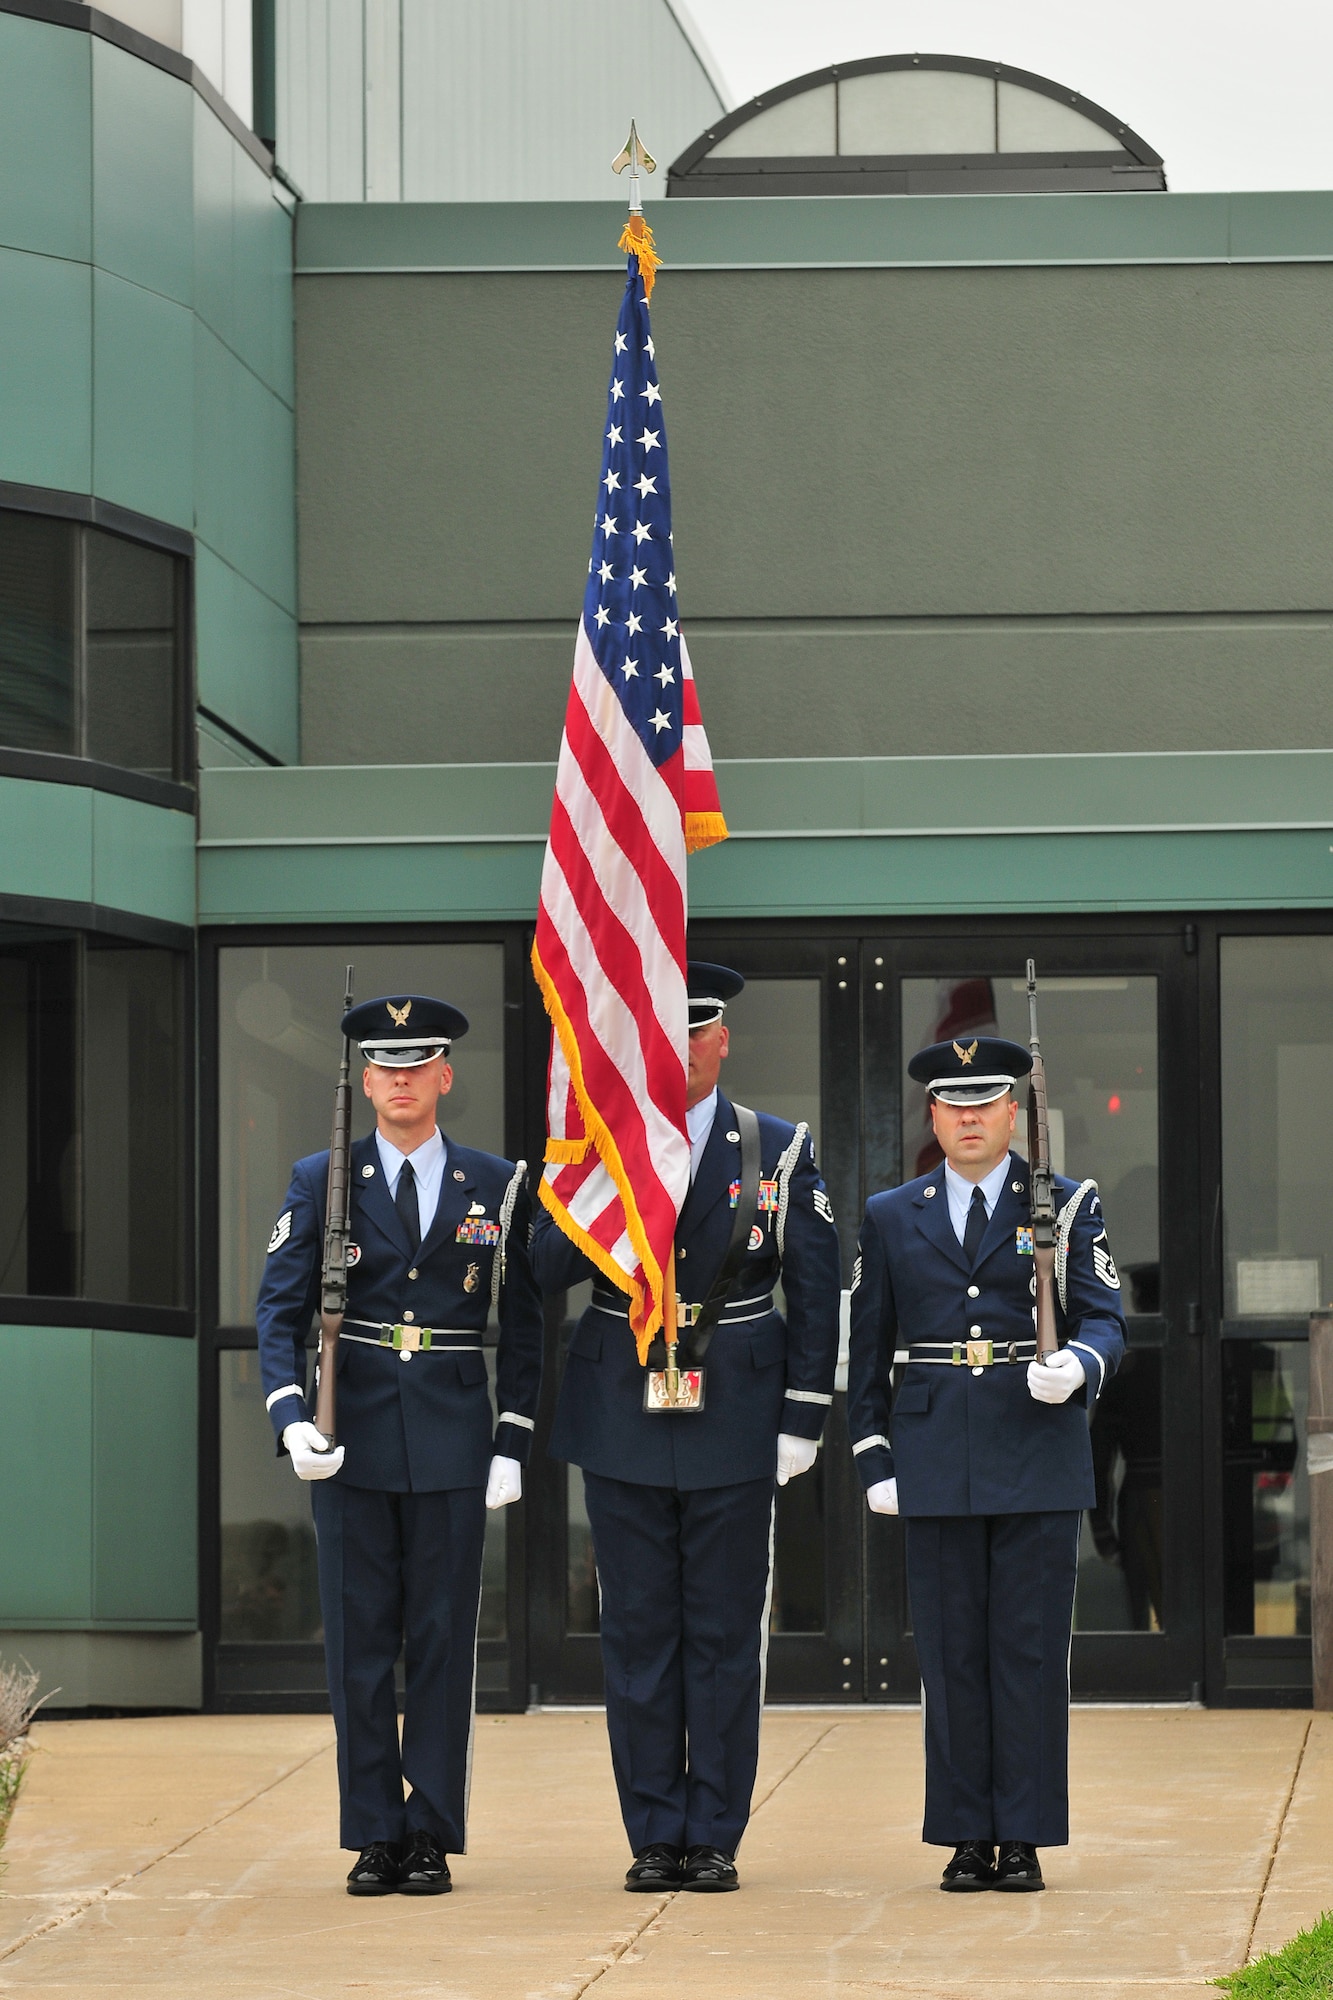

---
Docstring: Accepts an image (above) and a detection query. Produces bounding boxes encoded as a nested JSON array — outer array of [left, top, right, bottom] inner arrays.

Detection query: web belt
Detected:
[[589, 1290, 775, 1327], [905, 1337, 1039, 1368], [343, 1318, 484, 1355]]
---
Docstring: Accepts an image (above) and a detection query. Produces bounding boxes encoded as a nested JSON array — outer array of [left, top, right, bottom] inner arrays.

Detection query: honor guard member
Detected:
[[530, 962, 841, 1895], [846, 1036, 1126, 1894], [256, 995, 542, 1897]]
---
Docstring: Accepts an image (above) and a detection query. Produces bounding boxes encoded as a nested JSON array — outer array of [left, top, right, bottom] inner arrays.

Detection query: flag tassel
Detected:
[[618, 212, 661, 304]]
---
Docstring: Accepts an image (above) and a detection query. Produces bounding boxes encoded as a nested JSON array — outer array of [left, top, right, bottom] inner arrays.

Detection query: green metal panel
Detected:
[[0, 12, 91, 263], [92, 1331, 196, 1623], [90, 37, 193, 307], [0, 1328, 93, 1625], [0, 778, 94, 903], [194, 545, 299, 763], [294, 191, 1333, 277], [230, 142, 294, 405], [295, 261, 1333, 629], [0, 246, 92, 492], [194, 323, 297, 614], [91, 791, 196, 927], [191, 89, 236, 357], [92, 268, 194, 528], [198, 825, 1333, 925]]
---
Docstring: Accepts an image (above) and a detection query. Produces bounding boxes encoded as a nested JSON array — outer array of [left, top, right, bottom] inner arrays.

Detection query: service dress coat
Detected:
[[256, 1129, 543, 1487], [531, 1093, 842, 1488], [846, 1152, 1127, 1515]]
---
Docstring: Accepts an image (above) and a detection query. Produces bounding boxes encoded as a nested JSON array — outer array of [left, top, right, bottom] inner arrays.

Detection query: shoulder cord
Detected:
[[775, 1122, 812, 1259], [491, 1160, 528, 1312], [1054, 1177, 1099, 1312]]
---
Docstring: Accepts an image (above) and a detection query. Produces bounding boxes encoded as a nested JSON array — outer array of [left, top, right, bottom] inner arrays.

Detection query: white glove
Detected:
[[485, 1455, 523, 1509], [282, 1421, 345, 1481], [1027, 1348, 1087, 1405], [866, 1477, 899, 1515], [776, 1435, 818, 1486]]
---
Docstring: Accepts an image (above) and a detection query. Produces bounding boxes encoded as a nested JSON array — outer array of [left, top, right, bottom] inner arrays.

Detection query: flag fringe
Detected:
[[684, 809, 728, 855], [543, 1135, 591, 1166], [531, 936, 669, 1361], [618, 213, 661, 304]]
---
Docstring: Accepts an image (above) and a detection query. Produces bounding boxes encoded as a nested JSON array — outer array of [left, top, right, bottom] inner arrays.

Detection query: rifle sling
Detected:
[[681, 1102, 763, 1366]]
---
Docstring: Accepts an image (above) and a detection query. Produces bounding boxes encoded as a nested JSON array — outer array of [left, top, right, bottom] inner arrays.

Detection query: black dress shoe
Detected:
[[398, 1830, 452, 1895], [625, 1844, 683, 1892], [346, 1842, 401, 1895], [939, 1841, 996, 1892], [682, 1845, 739, 1892], [993, 1841, 1044, 1891]]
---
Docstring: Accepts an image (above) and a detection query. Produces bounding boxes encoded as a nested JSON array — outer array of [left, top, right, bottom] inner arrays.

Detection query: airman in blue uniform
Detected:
[[256, 994, 543, 1897], [847, 1035, 1126, 1893], [530, 963, 842, 1894]]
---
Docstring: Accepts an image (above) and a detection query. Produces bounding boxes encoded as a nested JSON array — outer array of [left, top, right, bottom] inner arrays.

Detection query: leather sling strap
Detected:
[[682, 1102, 763, 1366]]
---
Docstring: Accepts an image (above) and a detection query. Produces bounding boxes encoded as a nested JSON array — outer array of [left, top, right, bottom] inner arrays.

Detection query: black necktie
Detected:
[[963, 1185, 988, 1265], [395, 1159, 420, 1251]]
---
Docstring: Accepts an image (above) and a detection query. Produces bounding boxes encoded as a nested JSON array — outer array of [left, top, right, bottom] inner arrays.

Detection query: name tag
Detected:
[[456, 1218, 501, 1246], [1016, 1227, 1034, 1256]]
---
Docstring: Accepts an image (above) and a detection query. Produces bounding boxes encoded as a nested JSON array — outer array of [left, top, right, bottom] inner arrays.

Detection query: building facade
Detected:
[[1, 0, 1330, 1713]]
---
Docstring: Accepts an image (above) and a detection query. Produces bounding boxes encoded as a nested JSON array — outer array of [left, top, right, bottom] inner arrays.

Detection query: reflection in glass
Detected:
[[901, 976, 1159, 1310], [771, 1453, 826, 1632], [567, 1463, 599, 1634], [1223, 1342, 1310, 1637], [1222, 939, 1333, 1318], [0, 928, 185, 1304], [0, 512, 76, 755], [217, 943, 505, 1325], [220, 1349, 322, 1642], [85, 530, 178, 778], [1074, 1347, 1162, 1631], [219, 1347, 508, 1648]]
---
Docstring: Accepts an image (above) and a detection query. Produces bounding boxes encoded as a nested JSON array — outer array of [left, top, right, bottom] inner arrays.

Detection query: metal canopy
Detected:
[[668, 53, 1165, 197]]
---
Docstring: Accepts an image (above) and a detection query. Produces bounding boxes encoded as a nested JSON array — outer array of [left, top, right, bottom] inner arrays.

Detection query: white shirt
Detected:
[[685, 1088, 719, 1182], [375, 1126, 447, 1239], [943, 1154, 1012, 1248]]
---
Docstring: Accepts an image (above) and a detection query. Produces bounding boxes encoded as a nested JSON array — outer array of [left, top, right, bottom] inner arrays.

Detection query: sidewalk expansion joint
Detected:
[[0, 1733, 335, 1967], [749, 1721, 840, 1820], [1242, 1713, 1312, 1967], [567, 1891, 677, 1996]]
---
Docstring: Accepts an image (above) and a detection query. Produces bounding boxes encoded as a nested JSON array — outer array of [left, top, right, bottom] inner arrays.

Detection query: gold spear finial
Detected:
[[612, 121, 657, 213]]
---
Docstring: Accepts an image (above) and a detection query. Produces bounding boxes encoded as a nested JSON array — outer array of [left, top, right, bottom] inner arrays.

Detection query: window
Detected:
[[0, 511, 187, 782], [0, 925, 188, 1305]]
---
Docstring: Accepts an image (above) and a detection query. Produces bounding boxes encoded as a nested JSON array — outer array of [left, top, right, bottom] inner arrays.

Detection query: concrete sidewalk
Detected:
[[0, 1707, 1326, 1998]]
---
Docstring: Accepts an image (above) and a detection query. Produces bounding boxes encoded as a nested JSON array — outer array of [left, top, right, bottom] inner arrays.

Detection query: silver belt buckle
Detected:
[[965, 1338, 993, 1368]]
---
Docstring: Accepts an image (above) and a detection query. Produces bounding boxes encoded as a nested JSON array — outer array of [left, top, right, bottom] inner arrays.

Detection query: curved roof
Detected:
[[669, 53, 1164, 197]]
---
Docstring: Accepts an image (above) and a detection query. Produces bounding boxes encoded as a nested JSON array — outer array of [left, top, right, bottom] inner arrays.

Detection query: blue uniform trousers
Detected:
[[312, 1481, 486, 1853], [583, 1472, 774, 1857], [907, 1511, 1081, 1848]]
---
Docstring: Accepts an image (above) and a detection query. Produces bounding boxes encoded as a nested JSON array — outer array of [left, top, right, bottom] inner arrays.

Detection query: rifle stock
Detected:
[[313, 965, 355, 1446], [1026, 958, 1060, 1364]]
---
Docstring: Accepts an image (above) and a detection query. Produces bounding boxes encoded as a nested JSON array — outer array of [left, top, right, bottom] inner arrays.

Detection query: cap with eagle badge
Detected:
[[908, 1035, 1033, 1106], [687, 960, 744, 1030], [341, 993, 469, 1068]]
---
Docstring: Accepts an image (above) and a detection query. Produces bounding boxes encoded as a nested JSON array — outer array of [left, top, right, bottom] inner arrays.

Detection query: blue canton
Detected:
[[582, 257, 681, 768]]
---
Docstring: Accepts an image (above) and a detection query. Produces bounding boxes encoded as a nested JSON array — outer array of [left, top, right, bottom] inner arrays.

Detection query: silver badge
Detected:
[[726, 1130, 740, 1143], [1012, 1180, 1024, 1193], [923, 1186, 936, 1198], [362, 1164, 375, 1178], [468, 1201, 486, 1215], [454, 1169, 466, 1181]]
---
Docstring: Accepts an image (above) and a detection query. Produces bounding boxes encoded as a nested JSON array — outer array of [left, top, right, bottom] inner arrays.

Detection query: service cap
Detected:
[[686, 960, 744, 1030], [341, 993, 468, 1068], [908, 1035, 1033, 1106]]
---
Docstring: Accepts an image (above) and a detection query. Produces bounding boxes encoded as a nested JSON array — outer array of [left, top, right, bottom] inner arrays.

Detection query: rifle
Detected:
[[313, 965, 355, 1446], [1026, 958, 1060, 1364]]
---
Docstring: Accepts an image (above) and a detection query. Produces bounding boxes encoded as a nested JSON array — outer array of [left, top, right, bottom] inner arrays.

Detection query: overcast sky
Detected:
[[686, 0, 1332, 192]]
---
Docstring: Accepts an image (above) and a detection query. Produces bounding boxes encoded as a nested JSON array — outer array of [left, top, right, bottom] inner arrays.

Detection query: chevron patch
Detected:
[[267, 1211, 292, 1255], [813, 1188, 835, 1225], [1092, 1232, 1120, 1289]]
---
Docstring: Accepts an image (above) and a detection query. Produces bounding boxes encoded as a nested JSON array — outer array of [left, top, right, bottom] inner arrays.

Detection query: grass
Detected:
[[1216, 1913, 1333, 1997], [0, 1658, 43, 1865]]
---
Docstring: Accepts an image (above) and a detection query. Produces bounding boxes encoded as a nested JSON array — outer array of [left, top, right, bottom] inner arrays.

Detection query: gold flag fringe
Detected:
[[618, 212, 661, 303]]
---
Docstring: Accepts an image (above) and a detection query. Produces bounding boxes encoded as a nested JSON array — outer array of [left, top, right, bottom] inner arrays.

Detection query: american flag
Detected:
[[531, 237, 727, 1360]]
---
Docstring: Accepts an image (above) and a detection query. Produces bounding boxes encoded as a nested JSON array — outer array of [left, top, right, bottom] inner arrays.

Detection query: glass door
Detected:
[[861, 929, 1205, 1702], [524, 935, 867, 1702]]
